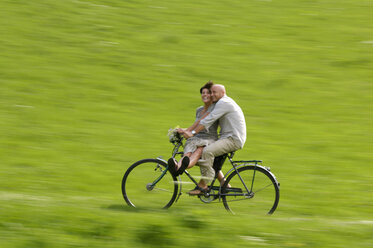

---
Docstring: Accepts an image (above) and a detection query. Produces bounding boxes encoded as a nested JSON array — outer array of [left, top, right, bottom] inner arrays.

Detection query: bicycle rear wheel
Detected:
[[222, 165, 279, 214], [122, 159, 178, 209]]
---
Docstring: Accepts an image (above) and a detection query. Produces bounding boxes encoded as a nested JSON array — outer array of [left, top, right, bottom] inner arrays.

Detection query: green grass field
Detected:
[[1, 0, 373, 247]]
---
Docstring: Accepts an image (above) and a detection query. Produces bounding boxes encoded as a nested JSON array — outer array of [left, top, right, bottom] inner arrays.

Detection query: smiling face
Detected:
[[211, 85, 226, 102], [201, 88, 212, 104]]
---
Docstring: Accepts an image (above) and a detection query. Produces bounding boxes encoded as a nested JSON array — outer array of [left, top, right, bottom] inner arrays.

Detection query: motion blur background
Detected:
[[1, 0, 372, 247]]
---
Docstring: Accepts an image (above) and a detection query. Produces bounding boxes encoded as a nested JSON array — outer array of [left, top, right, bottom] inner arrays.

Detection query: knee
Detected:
[[202, 149, 214, 159], [202, 146, 213, 156]]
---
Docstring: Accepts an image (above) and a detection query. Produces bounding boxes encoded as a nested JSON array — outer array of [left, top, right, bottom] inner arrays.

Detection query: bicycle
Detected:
[[121, 132, 280, 214]]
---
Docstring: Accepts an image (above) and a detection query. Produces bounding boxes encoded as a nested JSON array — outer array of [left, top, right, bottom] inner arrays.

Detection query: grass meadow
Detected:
[[1, 0, 373, 247]]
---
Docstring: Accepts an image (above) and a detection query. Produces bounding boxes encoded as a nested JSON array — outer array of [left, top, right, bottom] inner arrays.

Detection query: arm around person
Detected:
[[177, 106, 211, 135]]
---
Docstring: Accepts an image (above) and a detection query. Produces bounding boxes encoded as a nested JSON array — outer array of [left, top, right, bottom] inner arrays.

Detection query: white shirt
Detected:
[[200, 95, 246, 148]]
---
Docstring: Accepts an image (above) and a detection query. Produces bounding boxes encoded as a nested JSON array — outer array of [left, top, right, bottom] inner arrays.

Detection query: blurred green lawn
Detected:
[[1, 0, 372, 247]]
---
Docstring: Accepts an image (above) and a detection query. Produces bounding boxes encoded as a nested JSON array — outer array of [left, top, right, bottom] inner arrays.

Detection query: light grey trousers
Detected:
[[198, 137, 241, 184]]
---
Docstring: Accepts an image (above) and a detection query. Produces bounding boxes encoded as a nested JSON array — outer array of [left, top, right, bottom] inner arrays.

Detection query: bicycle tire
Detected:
[[221, 165, 280, 214], [122, 159, 178, 209]]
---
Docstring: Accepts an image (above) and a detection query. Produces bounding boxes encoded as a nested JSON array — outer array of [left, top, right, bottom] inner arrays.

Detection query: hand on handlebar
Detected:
[[183, 130, 193, 139], [177, 128, 186, 134]]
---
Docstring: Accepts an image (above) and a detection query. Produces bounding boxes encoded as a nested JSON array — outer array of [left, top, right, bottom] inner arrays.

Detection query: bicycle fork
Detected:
[[146, 161, 169, 191]]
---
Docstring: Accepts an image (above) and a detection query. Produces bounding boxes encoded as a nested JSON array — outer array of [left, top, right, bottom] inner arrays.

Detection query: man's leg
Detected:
[[217, 171, 230, 186], [190, 138, 239, 194]]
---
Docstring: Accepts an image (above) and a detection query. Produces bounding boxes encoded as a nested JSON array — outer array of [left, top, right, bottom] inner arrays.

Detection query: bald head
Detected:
[[211, 84, 226, 102]]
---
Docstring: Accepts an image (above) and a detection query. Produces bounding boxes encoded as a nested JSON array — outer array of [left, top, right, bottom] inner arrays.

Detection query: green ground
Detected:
[[1, 0, 372, 247]]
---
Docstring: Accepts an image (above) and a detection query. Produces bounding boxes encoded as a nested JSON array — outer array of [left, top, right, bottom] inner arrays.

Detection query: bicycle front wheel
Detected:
[[222, 165, 280, 214], [122, 159, 178, 209]]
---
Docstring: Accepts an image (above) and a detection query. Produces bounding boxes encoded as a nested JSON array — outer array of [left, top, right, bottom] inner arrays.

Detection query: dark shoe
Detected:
[[176, 156, 190, 176], [167, 158, 177, 176]]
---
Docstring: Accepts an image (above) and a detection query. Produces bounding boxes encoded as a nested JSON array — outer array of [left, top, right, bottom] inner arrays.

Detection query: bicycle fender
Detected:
[[224, 164, 280, 188]]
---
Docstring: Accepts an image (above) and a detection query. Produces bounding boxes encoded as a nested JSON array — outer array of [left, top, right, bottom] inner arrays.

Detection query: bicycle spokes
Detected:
[[222, 166, 280, 214], [122, 159, 178, 209]]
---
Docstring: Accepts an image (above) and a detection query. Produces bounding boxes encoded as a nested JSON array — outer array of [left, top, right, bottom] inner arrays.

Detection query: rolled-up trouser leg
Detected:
[[199, 137, 241, 184]]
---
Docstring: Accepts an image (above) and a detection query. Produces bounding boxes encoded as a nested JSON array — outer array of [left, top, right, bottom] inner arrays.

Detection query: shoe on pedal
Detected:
[[176, 156, 190, 175], [167, 158, 177, 176]]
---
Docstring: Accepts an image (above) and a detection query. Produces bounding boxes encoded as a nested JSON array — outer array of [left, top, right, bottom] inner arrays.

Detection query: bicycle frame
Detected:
[[165, 135, 280, 203]]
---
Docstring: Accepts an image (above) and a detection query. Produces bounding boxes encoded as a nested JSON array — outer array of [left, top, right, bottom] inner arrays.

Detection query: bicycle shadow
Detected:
[[104, 204, 170, 213], [104, 204, 140, 212]]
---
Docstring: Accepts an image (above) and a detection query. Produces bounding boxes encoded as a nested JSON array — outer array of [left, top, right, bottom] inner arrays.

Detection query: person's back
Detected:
[[202, 95, 246, 148]]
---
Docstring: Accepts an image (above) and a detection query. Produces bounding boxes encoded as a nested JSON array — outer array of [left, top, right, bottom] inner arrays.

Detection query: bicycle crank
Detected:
[[199, 189, 216, 203]]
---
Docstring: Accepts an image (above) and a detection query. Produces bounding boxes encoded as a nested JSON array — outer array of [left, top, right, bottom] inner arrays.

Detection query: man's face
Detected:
[[211, 86, 224, 102]]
